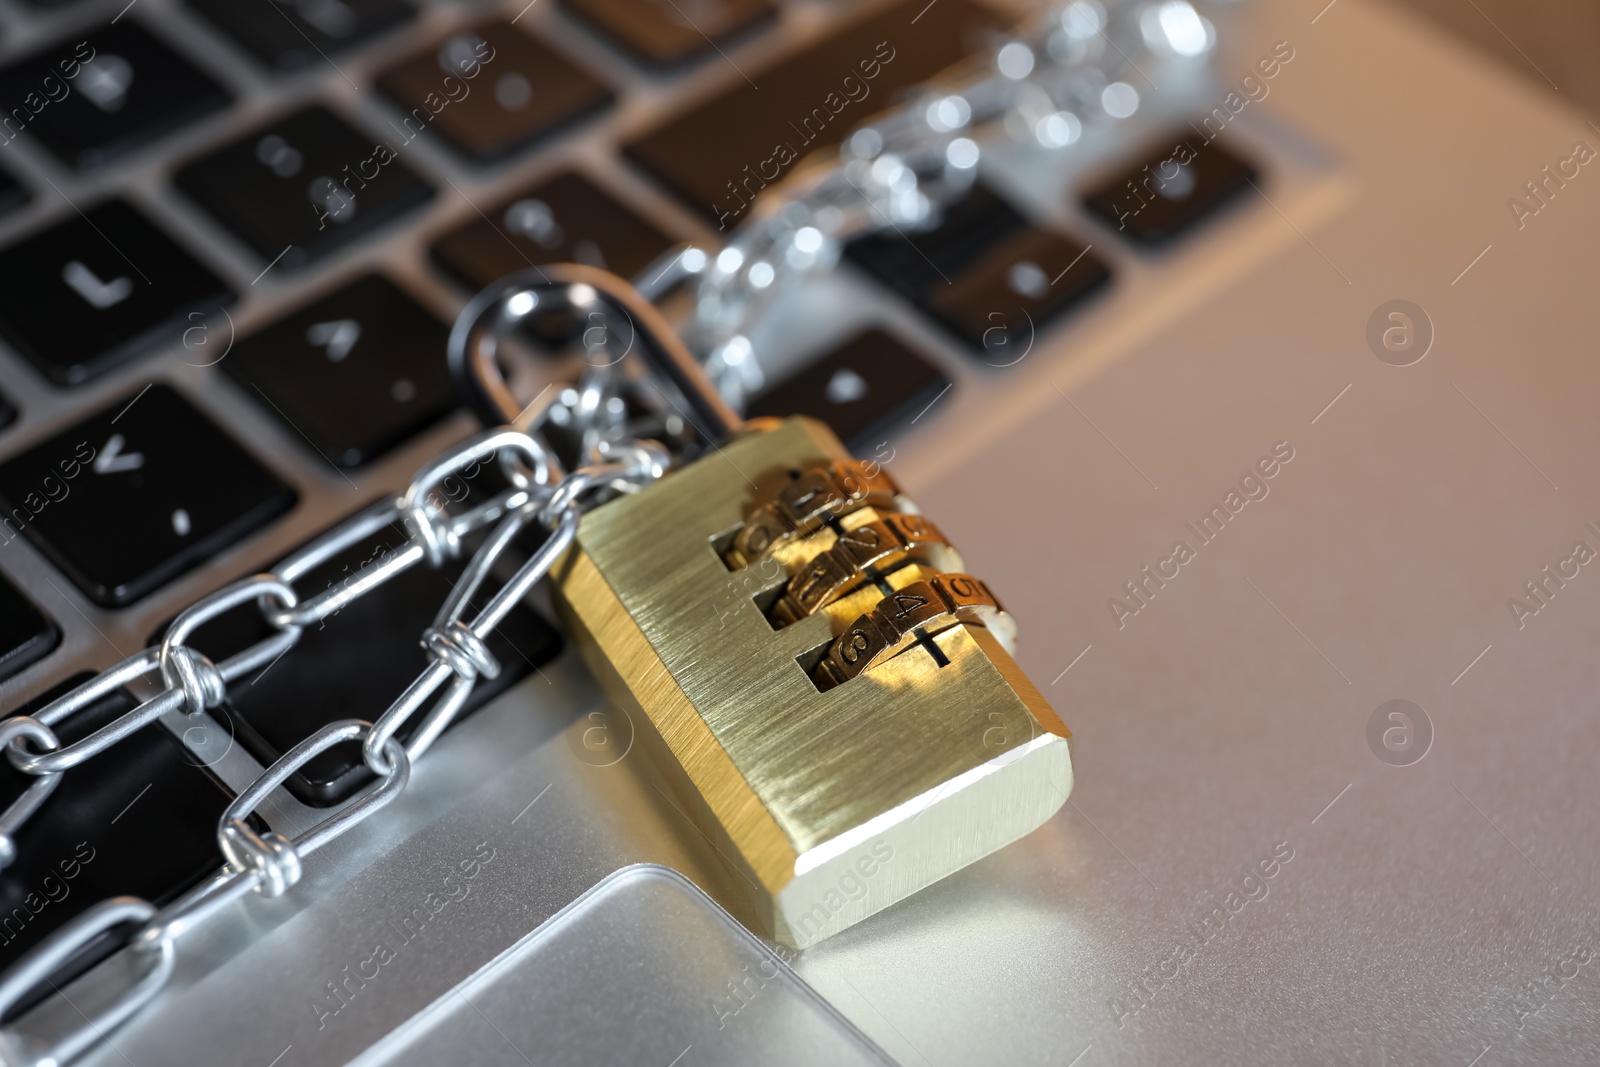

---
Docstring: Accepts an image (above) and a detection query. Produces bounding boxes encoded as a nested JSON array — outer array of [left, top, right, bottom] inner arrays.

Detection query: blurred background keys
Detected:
[[0, 674, 250, 1003], [0, 575, 57, 684], [377, 20, 612, 163], [562, 0, 775, 67], [431, 171, 673, 293], [0, 385, 296, 607], [847, 184, 1110, 357], [625, 0, 994, 223], [175, 106, 434, 271], [188, 0, 414, 73], [0, 22, 231, 171], [223, 274, 456, 469], [0, 199, 233, 386], [199, 518, 564, 806], [747, 330, 948, 455], [1083, 134, 1258, 246]]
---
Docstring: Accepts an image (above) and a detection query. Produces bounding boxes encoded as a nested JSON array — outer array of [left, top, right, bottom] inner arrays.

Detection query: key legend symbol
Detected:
[[495, 73, 533, 110], [79, 54, 134, 113], [825, 368, 869, 404], [62, 262, 134, 310], [171, 509, 191, 536], [505, 199, 563, 248], [255, 135, 303, 177], [1006, 260, 1049, 300], [437, 33, 487, 76], [93, 434, 144, 474], [308, 177, 357, 225], [306, 319, 360, 361]]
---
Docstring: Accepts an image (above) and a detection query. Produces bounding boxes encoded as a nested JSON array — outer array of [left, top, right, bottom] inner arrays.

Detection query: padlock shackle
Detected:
[[447, 263, 745, 446]]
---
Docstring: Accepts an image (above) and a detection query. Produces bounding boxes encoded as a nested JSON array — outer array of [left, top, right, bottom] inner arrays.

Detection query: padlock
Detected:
[[454, 265, 1074, 947], [551, 417, 1074, 946]]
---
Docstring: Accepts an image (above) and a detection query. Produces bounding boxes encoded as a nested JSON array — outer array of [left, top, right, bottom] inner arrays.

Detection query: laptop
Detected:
[[0, 0, 1593, 1063]]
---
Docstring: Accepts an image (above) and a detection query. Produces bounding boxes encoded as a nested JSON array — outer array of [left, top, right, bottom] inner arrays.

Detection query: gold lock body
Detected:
[[552, 416, 1073, 947]]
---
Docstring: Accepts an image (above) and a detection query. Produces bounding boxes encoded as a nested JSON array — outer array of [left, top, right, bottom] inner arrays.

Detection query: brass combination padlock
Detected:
[[453, 265, 1074, 948], [552, 415, 1074, 947]]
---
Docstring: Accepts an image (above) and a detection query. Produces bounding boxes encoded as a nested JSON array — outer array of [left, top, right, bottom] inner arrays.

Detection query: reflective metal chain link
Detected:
[[639, 0, 1233, 407], [0, 2, 1231, 1061]]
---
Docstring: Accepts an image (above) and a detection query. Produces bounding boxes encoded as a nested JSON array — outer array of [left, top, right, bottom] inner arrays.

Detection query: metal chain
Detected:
[[0, 2, 1233, 1061], [0, 415, 663, 1066], [638, 0, 1232, 407]]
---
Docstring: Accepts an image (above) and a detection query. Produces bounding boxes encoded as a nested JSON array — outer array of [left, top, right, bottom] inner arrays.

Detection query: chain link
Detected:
[[0, 2, 1233, 1060]]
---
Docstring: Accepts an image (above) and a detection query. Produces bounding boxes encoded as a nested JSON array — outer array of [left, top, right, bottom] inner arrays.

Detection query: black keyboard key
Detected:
[[376, 21, 611, 163], [563, 0, 774, 67], [189, 0, 414, 73], [431, 171, 673, 293], [185, 516, 563, 805], [0, 574, 58, 683], [0, 168, 28, 219], [924, 228, 1111, 357], [849, 183, 1027, 295], [848, 184, 1110, 359], [747, 329, 948, 454], [625, 0, 993, 226], [174, 106, 435, 271], [0, 23, 231, 171], [0, 385, 296, 607], [223, 275, 455, 468], [0, 674, 246, 1004], [1083, 133, 1258, 246], [0, 199, 234, 386]]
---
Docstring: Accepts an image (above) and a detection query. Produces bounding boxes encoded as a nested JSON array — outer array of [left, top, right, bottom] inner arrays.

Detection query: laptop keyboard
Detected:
[[0, 0, 1263, 1025]]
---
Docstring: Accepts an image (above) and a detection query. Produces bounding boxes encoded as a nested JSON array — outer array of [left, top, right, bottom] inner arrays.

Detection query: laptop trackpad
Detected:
[[351, 865, 894, 1067]]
